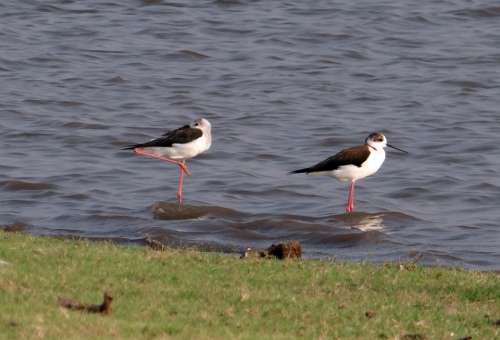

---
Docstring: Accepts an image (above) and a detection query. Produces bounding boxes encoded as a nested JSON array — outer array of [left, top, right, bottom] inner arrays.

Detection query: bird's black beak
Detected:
[[387, 144, 408, 153]]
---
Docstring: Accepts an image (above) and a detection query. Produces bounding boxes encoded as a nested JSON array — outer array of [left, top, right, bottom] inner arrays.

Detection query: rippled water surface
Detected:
[[1, 0, 500, 269]]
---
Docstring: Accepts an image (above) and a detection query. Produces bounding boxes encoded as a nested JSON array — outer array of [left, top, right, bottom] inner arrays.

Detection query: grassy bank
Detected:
[[0, 231, 499, 339]]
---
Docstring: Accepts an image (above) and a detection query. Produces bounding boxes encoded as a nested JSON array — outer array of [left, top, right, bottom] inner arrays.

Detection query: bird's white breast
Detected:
[[332, 148, 385, 182]]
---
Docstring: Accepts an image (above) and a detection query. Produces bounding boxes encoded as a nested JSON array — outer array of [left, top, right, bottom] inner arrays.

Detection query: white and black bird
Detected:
[[123, 118, 212, 206], [291, 132, 407, 213]]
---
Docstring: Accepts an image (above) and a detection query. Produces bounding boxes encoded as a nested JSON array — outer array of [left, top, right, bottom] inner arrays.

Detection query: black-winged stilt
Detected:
[[123, 118, 212, 206], [291, 132, 407, 213]]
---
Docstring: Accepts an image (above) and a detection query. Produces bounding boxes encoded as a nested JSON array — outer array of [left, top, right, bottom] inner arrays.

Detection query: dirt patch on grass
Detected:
[[241, 241, 302, 260], [58, 292, 113, 315]]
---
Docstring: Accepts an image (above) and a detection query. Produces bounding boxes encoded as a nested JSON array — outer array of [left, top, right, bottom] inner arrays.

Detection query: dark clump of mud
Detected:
[[0, 223, 28, 233], [58, 291, 113, 315], [267, 241, 302, 259], [152, 201, 241, 220], [241, 241, 302, 260], [0, 180, 55, 191]]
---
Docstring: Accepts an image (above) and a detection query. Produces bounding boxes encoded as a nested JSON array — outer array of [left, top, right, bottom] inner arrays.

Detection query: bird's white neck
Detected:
[[366, 141, 386, 153], [204, 128, 212, 146]]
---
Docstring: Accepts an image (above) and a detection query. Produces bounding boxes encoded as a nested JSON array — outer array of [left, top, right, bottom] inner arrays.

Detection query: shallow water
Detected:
[[1, 0, 500, 269]]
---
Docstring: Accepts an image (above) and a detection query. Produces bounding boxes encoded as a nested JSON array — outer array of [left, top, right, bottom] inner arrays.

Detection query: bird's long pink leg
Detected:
[[176, 161, 185, 206], [134, 148, 191, 176], [350, 181, 355, 212], [346, 181, 355, 213]]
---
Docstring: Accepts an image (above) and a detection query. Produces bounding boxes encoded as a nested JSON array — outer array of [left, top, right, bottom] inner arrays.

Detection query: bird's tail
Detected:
[[121, 145, 138, 150], [289, 167, 310, 174]]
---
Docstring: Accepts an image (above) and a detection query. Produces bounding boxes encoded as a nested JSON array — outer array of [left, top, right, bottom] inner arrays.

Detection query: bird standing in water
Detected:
[[291, 132, 407, 213], [123, 118, 212, 206]]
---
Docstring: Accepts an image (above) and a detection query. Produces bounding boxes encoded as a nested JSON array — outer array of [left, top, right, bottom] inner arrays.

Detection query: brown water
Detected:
[[1, 0, 500, 269]]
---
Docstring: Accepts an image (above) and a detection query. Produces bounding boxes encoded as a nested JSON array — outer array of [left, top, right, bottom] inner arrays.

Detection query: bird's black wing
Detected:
[[123, 125, 202, 150], [291, 145, 370, 174]]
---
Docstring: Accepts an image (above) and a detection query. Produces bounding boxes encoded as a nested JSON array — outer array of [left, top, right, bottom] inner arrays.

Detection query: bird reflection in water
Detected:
[[332, 212, 385, 232]]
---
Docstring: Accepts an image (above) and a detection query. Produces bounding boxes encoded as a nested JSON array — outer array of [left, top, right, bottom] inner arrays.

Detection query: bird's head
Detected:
[[365, 132, 387, 150], [192, 118, 211, 132], [366, 132, 407, 153]]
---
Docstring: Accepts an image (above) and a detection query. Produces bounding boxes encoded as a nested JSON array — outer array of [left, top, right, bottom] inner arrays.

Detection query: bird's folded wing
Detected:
[[302, 145, 370, 173], [124, 126, 203, 149]]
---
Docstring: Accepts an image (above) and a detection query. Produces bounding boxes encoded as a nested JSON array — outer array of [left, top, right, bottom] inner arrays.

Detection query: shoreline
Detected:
[[2, 224, 498, 273], [0, 223, 500, 273]]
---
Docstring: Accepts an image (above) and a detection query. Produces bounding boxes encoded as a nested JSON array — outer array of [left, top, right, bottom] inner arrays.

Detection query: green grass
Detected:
[[0, 231, 499, 339]]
